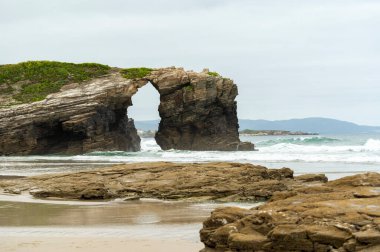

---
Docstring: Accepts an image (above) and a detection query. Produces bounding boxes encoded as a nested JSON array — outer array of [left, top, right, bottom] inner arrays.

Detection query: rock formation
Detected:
[[200, 172, 380, 252], [0, 63, 253, 155], [0, 162, 303, 201], [149, 68, 251, 151]]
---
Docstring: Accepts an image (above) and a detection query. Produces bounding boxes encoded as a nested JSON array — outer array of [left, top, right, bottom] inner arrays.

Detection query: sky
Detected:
[[1, 0, 379, 125]]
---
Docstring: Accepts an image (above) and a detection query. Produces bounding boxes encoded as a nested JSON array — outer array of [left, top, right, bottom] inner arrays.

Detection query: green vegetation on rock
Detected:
[[121, 67, 153, 79], [183, 84, 193, 91], [207, 71, 220, 77], [0, 61, 111, 103]]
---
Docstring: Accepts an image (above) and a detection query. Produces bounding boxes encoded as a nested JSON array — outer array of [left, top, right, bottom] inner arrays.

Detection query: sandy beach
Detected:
[[0, 197, 255, 252], [0, 237, 203, 252]]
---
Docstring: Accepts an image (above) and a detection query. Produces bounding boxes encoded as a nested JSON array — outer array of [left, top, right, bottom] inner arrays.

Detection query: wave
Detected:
[[51, 138, 380, 164], [364, 138, 380, 150], [1, 138, 380, 167], [256, 136, 340, 146], [260, 138, 380, 153]]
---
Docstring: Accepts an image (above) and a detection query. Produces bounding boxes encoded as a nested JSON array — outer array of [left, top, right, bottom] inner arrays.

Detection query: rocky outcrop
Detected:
[[149, 68, 251, 151], [200, 172, 380, 252], [0, 162, 304, 201], [0, 66, 253, 155], [0, 71, 141, 155]]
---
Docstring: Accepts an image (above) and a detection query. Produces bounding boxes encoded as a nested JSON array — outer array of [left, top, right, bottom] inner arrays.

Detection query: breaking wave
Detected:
[[256, 136, 340, 146], [1, 137, 380, 177], [64, 138, 380, 164]]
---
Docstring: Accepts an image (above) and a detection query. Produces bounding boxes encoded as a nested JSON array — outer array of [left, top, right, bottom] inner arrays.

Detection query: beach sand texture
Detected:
[[0, 237, 203, 252]]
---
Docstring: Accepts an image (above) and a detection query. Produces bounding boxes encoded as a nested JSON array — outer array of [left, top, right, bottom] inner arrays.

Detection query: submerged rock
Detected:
[[0, 62, 253, 155], [200, 172, 380, 252]]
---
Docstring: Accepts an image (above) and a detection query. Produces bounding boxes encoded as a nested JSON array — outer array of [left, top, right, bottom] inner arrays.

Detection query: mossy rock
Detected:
[[121, 67, 153, 79], [0, 61, 111, 103]]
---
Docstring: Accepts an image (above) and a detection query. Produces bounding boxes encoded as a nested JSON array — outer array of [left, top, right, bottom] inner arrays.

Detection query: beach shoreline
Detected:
[[0, 236, 203, 252]]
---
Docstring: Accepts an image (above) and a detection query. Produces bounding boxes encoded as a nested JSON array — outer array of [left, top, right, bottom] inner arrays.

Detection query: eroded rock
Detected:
[[0, 66, 253, 154], [200, 172, 380, 251], [0, 162, 318, 201]]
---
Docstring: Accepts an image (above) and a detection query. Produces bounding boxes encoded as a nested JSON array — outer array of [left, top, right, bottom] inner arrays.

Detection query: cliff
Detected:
[[0, 61, 253, 155]]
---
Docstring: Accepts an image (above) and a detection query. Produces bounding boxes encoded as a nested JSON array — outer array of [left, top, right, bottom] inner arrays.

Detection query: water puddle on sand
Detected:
[[0, 197, 261, 241]]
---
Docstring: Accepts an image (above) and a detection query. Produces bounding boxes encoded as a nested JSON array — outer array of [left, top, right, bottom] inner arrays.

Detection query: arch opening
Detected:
[[128, 82, 161, 151]]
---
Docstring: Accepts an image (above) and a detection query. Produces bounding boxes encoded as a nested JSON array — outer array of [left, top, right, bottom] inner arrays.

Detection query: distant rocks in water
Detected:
[[200, 172, 380, 252], [240, 129, 318, 136], [0, 61, 253, 155]]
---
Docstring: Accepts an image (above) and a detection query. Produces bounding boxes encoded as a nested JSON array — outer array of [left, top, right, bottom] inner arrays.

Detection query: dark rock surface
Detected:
[[0, 67, 253, 155], [0, 72, 141, 155], [200, 172, 380, 252], [150, 68, 252, 151]]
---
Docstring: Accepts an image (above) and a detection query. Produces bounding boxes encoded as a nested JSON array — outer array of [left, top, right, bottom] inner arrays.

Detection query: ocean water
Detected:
[[1, 133, 379, 180]]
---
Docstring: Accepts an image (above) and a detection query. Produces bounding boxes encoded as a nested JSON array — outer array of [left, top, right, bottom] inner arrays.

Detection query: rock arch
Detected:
[[0, 67, 253, 155]]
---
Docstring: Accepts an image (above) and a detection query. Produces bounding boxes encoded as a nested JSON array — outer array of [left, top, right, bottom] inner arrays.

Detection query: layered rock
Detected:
[[0, 71, 141, 155], [200, 172, 380, 252], [0, 162, 301, 201], [149, 68, 252, 151], [0, 66, 253, 155]]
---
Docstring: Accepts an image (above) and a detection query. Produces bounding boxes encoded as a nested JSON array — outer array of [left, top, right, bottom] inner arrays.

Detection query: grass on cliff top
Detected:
[[121, 67, 153, 79], [0, 61, 111, 103], [207, 71, 220, 77]]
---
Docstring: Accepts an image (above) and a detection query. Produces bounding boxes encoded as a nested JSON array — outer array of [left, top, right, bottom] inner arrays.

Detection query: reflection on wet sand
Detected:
[[0, 198, 258, 243]]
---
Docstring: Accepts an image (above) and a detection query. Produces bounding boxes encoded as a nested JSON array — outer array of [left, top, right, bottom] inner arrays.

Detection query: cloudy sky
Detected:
[[1, 0, 379, 125]]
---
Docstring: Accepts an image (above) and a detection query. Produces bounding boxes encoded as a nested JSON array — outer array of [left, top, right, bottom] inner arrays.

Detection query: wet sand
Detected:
[[1, 237, 203, 252], [0, 197, 257, 252]]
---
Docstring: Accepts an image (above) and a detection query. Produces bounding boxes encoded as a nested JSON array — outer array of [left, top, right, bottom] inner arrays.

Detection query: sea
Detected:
[[1, 133, 379, 180]]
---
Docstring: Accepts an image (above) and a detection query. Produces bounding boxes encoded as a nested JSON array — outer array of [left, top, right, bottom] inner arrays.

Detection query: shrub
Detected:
[[0, 61, 111, 103], [121, 67, 153, 79], [207, 71, 220, 77], [183, 84, 193, 91]]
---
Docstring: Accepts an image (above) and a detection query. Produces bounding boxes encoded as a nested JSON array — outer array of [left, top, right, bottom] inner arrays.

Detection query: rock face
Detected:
[[0, 162, 302, 201], [0, 71, 141, 155], [0, 66, 253, 155], [200, 172, 380, 252], [149, 68, 250, 151]]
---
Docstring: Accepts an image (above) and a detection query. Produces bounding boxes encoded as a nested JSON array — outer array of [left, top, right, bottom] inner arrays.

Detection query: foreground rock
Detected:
[[0, 62, 253, 155], [0, 162, 321, 201], [200, 172, 380, 252]]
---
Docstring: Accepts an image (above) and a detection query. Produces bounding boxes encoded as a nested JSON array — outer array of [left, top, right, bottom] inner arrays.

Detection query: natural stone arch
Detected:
[[0, 66, 253, 155]]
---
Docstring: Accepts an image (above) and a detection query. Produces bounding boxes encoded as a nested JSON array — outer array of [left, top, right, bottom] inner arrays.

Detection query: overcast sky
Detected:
[[1, 0, 379, 125]]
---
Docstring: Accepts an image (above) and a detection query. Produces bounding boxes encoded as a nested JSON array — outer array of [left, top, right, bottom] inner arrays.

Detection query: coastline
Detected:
[[0, 162, 379, 251]]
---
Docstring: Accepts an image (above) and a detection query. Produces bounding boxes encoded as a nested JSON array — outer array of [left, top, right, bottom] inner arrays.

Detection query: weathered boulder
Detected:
[[200, 172, 380, 251], [0, 63, 253, 155]]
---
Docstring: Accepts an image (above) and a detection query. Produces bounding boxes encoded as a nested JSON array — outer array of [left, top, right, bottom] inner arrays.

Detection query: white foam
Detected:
[[1, 137, 380, 177], [364, 138, 380, 151]]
